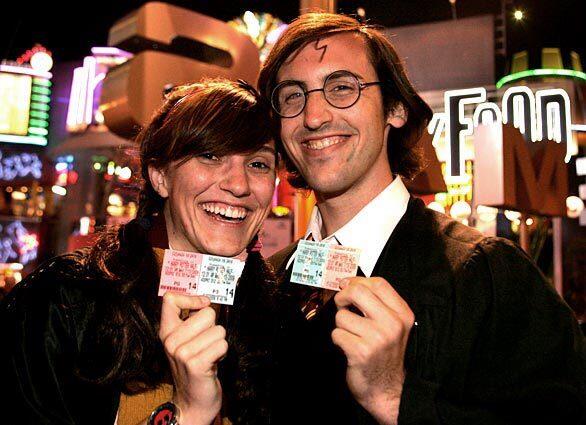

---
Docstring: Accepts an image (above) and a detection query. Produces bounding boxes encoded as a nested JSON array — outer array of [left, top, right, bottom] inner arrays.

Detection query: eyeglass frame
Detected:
[[270, 70, 383, 118]]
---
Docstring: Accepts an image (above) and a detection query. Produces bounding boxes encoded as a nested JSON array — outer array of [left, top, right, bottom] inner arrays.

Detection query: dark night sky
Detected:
[[0, 0, 583, 64]]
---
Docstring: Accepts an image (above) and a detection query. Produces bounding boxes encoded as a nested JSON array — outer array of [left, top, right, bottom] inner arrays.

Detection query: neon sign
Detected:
[[66, 48, 132, 132], [0, 65, 51, 146], [0, 221, 38, 265], [496, 69, 586, 89], [428, 86, 583, 179], [0, 151, 43, 181]]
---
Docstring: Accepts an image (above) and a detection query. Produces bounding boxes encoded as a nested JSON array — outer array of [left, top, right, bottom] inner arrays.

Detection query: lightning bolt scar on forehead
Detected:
[[314, 39, 328, 62]]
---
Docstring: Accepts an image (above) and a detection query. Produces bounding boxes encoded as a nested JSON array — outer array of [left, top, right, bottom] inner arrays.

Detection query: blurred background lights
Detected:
[[51, 185, 67, 196], [272, 205, 290, 217], [79, 217, 91, 236], [11, 191, 26, 201], [30, 51, 54, 72], [504, 210, 522, 221], [108, 193, 123, 207], [118, 166, 132, 180], [427, 201, 446, 214], [449, 201, 471, 219], [566, 196, 584, 218], [242, 11, 261, 39], [514, 9, 524, 21], [55, 162, 68, 172], [229, 12, 287, 63], [476, 205, 498, 222]]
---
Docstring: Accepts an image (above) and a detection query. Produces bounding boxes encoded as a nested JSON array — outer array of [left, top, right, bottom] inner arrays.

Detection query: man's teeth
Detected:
[[304, 136, 346, 150], [201, 203, 247, 219]]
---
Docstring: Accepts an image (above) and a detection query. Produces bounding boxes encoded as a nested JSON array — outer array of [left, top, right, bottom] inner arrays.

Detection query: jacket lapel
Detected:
[[372, 197, 421, 309]]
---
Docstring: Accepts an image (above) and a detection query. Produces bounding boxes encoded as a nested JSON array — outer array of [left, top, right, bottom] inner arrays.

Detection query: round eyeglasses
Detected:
[[271, 70, 382, 118]]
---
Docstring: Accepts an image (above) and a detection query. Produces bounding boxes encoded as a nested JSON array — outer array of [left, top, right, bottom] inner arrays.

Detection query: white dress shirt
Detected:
[[287, 177, 411, 277]]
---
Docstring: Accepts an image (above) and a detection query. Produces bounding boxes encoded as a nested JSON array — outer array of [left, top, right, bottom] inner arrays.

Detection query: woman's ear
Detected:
[[386, 102, 407, 128], [147, 165, 169, 198]]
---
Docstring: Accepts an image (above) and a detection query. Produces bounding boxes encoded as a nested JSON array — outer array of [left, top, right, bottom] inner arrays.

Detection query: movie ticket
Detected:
[[291, 239, 361, 290], [158, 249, 245, 305]]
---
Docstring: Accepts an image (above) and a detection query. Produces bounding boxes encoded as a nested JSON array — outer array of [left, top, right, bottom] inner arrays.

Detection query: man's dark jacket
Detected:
[[268, 197, 586, 424]]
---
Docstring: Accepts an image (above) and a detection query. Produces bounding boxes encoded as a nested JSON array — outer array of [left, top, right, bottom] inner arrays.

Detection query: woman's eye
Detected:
[[250, 161, 271, 170]]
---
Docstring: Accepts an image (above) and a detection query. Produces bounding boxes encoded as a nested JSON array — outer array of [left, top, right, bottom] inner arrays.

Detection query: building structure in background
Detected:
[[47, 47, 137, 255]]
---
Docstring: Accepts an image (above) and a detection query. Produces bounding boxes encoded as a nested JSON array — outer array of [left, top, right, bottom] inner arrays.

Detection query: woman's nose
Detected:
[[218, 164, 251, 197]]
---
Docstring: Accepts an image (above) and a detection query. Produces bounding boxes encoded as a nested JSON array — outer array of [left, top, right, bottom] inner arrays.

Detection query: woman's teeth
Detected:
[[201, 203, 248, 221], [303, 136, 346, 150]]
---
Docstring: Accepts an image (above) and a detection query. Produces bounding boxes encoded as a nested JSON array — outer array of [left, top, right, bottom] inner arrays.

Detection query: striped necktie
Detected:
[[299, 234, 323, 320]]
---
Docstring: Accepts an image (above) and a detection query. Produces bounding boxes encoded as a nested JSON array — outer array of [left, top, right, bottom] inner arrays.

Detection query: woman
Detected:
[[0, 79, 279, 424]]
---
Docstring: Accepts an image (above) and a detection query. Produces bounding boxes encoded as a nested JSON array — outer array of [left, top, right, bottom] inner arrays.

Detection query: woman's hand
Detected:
[[159, 292, 228, 425]]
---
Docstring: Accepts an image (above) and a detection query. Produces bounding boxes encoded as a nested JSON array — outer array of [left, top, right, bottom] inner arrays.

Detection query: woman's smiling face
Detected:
[[149, 142, 276, 257]]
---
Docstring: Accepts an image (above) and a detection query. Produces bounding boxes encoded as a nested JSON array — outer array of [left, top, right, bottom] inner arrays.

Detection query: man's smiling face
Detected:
[[277, 33, 405, 198]]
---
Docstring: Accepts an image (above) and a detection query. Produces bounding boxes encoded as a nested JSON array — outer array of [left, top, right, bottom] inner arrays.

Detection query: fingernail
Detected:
[[339, 278, 349, 289]]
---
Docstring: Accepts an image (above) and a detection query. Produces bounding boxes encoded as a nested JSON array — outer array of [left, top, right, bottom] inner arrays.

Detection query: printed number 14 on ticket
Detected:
[[291, 239, 361, 291]]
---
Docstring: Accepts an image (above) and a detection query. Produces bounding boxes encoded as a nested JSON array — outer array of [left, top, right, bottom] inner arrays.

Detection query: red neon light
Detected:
[[16, 45, 52, 65]]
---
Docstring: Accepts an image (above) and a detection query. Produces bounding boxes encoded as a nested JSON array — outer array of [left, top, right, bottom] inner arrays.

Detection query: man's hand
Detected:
[[332, 277, 415, 425], [159, 292, 227, 425]]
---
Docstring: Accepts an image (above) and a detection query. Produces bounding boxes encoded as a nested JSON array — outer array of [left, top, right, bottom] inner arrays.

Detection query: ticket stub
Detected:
[[158, 249, 245, 305], [291, 239, 360, 291]]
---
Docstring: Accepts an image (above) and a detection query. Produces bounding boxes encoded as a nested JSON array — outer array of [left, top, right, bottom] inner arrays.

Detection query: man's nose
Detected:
[[303, 90, 333, 130], [219, 164, 251, 197]]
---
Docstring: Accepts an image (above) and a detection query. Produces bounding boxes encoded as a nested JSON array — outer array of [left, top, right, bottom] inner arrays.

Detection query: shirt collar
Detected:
[[301, 176, 410, 277]]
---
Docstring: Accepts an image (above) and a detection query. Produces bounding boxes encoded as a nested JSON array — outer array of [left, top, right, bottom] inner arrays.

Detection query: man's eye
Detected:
[[199, 153, 220, 161], [284, 92, 303, 104], [331, 84, 353, 92]]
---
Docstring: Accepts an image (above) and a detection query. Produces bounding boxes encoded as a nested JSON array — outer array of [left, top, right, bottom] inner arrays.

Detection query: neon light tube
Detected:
[[497, 69, 586, 89]]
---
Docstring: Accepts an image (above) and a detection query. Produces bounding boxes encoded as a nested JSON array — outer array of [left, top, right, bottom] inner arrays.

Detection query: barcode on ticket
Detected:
[[159, 285, 187, 293], [206, 294, 228, 303]]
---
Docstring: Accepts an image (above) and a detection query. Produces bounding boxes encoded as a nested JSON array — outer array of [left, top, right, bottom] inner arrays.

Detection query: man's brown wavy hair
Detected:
[[258, 12, 433, 188]]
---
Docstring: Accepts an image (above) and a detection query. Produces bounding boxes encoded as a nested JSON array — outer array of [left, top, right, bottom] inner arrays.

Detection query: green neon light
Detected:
[[28, 127, 48, 136], [32, 78, 52, 87], [497, 68, 586, 89], [28, 119, 49, 128], [30, 102, 50, 111], [30, 94, 50, 103], [29, 110, 49, 120], [32, 86, 51, 95]]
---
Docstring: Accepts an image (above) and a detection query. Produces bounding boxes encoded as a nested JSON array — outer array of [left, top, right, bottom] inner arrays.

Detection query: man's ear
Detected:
[[147, 165, 169, 198], [386, 102, 407, 128]]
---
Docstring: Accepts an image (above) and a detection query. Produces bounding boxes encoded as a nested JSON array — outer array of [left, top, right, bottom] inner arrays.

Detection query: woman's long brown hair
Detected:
[[75, 79, 278, 423]]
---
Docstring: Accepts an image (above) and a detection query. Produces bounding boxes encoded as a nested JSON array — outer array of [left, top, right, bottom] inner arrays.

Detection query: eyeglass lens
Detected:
[[273, 71, 362, 117]]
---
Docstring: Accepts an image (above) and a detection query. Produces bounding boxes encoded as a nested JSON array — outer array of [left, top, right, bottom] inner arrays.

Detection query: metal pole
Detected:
[[519, 214, 530, 254], [552, 217, 563, 296], [300, 0, 337, 13], [449, 0, 457, 20]]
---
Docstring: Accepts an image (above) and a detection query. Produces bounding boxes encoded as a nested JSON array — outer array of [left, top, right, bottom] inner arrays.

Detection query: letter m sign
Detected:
[[474, 124, 568, 216]]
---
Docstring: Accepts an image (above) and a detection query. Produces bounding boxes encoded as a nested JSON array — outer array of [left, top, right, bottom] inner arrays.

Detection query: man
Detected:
[[258, 13, 586, 424]]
